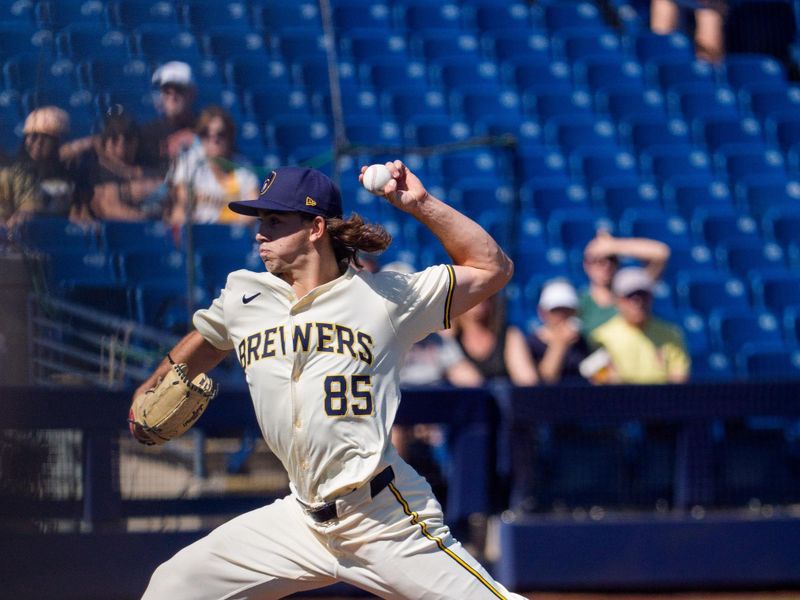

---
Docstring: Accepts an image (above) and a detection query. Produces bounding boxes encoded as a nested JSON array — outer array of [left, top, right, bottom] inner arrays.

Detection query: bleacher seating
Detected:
[[0, 0, 796, 388]]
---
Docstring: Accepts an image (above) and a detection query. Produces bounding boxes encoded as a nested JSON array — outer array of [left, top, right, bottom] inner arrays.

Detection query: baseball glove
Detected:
[[128, 358, 218, 446]]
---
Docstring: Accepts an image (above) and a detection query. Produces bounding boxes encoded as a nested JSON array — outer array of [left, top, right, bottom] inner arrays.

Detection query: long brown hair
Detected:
[[305, 213, 392, 269]]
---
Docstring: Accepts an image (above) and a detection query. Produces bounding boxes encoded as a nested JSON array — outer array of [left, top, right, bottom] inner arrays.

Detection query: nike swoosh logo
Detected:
[[242, 292, 261, 304]]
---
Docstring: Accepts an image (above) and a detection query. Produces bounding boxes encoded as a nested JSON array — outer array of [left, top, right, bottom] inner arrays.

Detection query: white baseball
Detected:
[[362, 164, 392, 195]]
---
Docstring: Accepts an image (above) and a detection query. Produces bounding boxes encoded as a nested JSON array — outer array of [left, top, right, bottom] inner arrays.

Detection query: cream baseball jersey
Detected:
[[193, 263, 455, 504]]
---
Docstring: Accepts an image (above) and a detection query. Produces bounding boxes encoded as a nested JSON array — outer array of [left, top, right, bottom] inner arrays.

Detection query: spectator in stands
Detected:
[[137, 61, 198, 175], [580, 230, 670, 335], [1, 106, 89, 227], [167, 105, 259, 225], [651, 0, 727, 63], [590, 267, 690, 384], [86, 108, 165, 221], [452, 294, 539, 386], [528, 279, 591, 385]]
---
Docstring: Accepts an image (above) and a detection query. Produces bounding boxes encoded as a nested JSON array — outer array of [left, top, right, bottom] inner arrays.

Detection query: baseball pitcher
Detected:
[[130, 162, 525, 599]]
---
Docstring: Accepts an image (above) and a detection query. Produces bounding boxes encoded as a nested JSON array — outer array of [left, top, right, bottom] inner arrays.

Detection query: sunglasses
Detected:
[[25, 132, 57, 142], [623, 290, 652, 301]]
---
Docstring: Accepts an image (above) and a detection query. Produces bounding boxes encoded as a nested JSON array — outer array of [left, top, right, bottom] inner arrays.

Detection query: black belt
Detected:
[[303, 466, 395, 523]]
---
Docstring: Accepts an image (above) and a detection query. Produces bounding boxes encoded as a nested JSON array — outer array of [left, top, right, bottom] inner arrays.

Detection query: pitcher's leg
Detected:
[[336, 462, 527, 600], [143, 496, 337, 600]]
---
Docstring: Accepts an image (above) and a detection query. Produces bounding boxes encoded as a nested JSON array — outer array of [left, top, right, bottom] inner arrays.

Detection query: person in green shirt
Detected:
[[579, 230, 671, 335], [590, 267, 690, 384]]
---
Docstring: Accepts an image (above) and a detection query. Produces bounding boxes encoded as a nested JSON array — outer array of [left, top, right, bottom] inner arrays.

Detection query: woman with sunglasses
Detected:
[[168, 105, 258, 226]]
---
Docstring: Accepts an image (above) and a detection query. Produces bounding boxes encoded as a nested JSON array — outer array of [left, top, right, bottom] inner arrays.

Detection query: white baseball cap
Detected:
[[152, 61, 195, 88], [612, 267, 654, 297], [538, 279, 579, 311]]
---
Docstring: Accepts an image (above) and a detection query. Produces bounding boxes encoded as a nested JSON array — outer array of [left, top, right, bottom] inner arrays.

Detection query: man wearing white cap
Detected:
[[137, 61, 198, 174], [590, 267, 690, 384], [528, 279, 591, 384]]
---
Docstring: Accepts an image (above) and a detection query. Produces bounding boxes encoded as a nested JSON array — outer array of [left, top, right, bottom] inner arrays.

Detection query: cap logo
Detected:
[[305, 196, 317, 207], [260, 170, 277, 195]]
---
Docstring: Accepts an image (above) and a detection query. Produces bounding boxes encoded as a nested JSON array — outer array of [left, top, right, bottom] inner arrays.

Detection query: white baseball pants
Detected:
[[141, 458, 526, 600]]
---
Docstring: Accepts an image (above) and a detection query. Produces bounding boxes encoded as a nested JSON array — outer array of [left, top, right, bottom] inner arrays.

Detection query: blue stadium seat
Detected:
[[383, 89, 447, 124], [410, 31, 479, 62], [474, 2, 535, 33], [691, 207, 761, 248], [134, 26, 203, 62], [432, 58, 500, 92], [404, 115, 471, 147], [690, 351, 734, 381], [473, 114, 541, 149], [723, 54, 787, 92], [619, 208, 691, 247], [109, 0, 179, 29], [708, 307, 783, 354], [246, 86, 310, 120], [360, 57, 428, 92], [676, 309, 711, 355], [762, 207, 800, 248], [483, 30, 550, 62], [621, 115, 690, 154], [334, 4, 392, 31], [736, 343, 800, 381], [545, 115, 617, 153], [669, 83, 739, 122], [67, 283, 136, 320], [715, 146, 786, 184], [525, 89, 593, 122], [47, 251, 117, 289], [641, 146, 713, 183], [295, 58, 357, 92], [502, 56, 572, 94], [20, 217, 100, 253], [541, 1, 604, 32], [515, 247, 570, 294], [20, 87, 94, 120], [597, 86, 666, 123], [97, 88, 157, 121], [58, 25, 129, 62], [449, 181, 514, 219], [784, 307, 800, 345], [269, 115, 333, 155], [751, 272, 800, 315], [553, 28, 622, 64], [254, 2, 321, 32], [345, 31, 407, 62], [79, 57, 151, 91], [345, 117, 402, 147], [35, 0, 105, 29], [742, 84, 800, 125], [735, 176, 800, 219], [190, 222, 256, 256], [204, 29, 268, 61], [120, 250, 191, 286], [403, 3, 468, 31], [573, 56, 644, 91], [592, 179, 660, 220], [676, 272, 750, 315], [696, 116, 763, 152], [226, 56, 290, 89], [515, 146, 568, 184], [647, 57, 717, 92], [547, 208, 611, 249], [717, 239, 786, 280], [521, 181, 588, 221], [316, 88, 380, 119], [434, 149, 508, 186], [451, 87, 521, 122], [0, 0, 34, 23], [572, 150, 638, 187], [764, 110, 800, 153], [663, 175, 733, 220], [629, 31, 693, 65], [103, 220, 174, 253], [274, 29, 329, 64], [0, 23, 52, 57], [3, 53, 77, 92], [182, 2, 251, 32]]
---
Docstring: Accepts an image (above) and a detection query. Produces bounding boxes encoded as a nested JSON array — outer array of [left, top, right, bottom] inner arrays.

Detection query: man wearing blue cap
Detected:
[[132, 161, 524, 599]]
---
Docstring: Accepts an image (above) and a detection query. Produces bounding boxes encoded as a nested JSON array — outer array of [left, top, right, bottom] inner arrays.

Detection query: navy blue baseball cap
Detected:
[[229, 166, 342, 218]]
